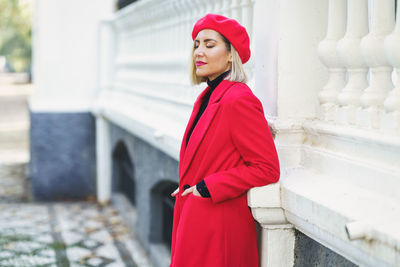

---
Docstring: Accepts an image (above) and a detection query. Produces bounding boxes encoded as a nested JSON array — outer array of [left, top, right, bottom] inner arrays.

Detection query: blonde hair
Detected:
[[190, 39, 247, 85]]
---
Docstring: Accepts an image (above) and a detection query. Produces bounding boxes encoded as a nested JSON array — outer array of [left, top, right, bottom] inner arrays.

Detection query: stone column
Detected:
[[248, 184, 295, 267], [93, 19, 115, 204], [95, 116, 112, 204]]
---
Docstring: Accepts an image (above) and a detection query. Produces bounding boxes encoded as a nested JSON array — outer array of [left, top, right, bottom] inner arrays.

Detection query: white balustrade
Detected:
[[358, 0, 395, 129], [98, 0, 256, 162], [336, 0, 369, 125], [321, 0, 400, 130], [383, 1, 400, 131], [113, 0, 255, 97], [317, 0, 347, 121]]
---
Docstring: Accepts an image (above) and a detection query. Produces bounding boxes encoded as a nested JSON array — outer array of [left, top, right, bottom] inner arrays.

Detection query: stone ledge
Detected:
[[248, 168, 400, 266], [92, 91, 183, 161]]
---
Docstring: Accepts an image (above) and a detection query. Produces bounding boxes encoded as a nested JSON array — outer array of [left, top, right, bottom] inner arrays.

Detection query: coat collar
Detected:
[[179, 80, 236, 180], [208, 79, 236, 105]]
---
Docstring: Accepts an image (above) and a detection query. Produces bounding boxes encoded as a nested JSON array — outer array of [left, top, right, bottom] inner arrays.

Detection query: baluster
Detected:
[[196, 0, 207, 19], [188, 0, 199, 51], [173, 0, 180, 55], [165, 3, 174, 54], [383, 0, 400, 131], [146, 9, 153, 55], [148, 9, 154, 55], [218, 0, 225, 15], [336, 0, 369, 125], [186, 0, 196, 50], [238, 0, 246, 25], [247, 0, 255, 82], [181, 0, 192, 86], [231, 0, 241, 21], [178, 0, 187, 55], [317, 0, 347, 121], [180, 1, 186, 56], [358, 0, 395, 129], [202, 0, 212, 14], [222, 0, 232, 17], [212, 0, 223, 15], [241, 0, 253, 33], [99, 20, 115, 91], [172, 0, 181, 55]]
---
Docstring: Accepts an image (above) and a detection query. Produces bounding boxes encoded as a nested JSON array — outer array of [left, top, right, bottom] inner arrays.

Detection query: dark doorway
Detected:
[[112, 141, 135, 205], [150, 180, 178, 249], [116, 0, 139, 10]]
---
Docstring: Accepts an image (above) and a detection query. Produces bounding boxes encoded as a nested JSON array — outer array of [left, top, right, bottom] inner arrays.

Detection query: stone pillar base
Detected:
[[260, 224, 295, 267]]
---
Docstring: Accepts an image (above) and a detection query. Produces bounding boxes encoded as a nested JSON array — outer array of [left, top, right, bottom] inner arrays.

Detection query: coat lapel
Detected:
[[179, 80, 236, 180], [178, 87, 209, 177]]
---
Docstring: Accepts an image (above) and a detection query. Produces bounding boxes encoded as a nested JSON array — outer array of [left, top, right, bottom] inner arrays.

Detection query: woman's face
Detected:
[[193, 29, 232, 81]]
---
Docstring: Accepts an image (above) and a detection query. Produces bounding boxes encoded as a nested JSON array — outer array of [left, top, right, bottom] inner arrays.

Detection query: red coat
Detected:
[[169, 80, 280, 267]]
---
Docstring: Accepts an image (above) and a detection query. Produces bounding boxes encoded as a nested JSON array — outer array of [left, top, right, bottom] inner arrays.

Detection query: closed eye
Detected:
[[193, 39, 217, 49]]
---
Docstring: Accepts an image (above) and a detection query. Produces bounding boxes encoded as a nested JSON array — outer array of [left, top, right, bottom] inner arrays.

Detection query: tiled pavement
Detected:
[[0, 201, 154, 267], [0, 162, 155, 267], [0, 163, 154, 267], [0, 163, 152, 267], [0, 81, 154, 267]]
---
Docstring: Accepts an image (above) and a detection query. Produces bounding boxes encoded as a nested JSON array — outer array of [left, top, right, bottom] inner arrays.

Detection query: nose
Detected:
[[194, 46, 205, 58]]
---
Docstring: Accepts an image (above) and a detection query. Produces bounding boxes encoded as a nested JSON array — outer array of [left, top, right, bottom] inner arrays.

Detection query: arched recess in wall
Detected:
[[112, 140, 136, 205], [149, 180, 178, 249], [116, 0, 139, 10]]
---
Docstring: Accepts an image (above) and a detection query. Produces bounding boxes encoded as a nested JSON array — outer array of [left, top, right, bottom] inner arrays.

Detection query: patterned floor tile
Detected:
[[0, 202, 154, 267]]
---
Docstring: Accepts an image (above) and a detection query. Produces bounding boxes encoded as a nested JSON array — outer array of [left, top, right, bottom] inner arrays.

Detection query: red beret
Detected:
[[192, 14, 251, 64]]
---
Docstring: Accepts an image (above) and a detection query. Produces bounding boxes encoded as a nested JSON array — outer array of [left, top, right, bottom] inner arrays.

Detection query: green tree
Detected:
[[0, 0, 32, 72]]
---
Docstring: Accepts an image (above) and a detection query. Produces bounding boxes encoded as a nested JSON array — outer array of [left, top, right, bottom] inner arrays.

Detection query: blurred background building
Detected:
[[0, 0, 32, 201], [29, 0, 400, 266]]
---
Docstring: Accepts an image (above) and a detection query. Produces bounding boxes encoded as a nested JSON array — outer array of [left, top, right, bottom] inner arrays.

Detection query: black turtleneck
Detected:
[[186, 70, 231, 146], [185, 70, 231, 198]]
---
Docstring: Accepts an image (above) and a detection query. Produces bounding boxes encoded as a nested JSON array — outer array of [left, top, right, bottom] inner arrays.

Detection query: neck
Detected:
[[208, 69, 231, 82], [207, 70, 231, 89]]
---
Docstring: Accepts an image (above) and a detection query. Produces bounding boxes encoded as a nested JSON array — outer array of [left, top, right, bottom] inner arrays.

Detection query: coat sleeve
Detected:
[[203, 94, 280, 204]]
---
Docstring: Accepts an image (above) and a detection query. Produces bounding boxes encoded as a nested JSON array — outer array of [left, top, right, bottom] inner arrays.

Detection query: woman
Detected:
[[169, 14, 280, 267]]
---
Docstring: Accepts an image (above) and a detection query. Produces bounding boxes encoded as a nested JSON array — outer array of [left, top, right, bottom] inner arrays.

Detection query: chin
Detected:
[[196, 71, 208, 78]]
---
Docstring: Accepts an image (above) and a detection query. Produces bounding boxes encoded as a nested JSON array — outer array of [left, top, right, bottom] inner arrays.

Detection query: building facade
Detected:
[[32, 0, 400, 266]]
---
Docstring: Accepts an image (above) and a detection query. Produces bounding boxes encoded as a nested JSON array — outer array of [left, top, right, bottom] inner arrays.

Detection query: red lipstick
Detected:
[[196, 61, 206, 66]]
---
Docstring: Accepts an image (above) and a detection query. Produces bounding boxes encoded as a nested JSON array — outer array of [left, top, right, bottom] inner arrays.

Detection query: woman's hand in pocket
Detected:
[[171, 187, 179, 197], [181, 185, 201, 197]]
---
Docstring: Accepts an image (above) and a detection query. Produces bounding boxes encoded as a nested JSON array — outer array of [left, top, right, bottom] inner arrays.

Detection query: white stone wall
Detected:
[[32, 0, 115, 112]]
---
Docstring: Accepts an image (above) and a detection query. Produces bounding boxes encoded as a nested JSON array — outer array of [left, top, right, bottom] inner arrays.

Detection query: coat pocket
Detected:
[[190, 193, 210, 200], [174, 193, 225, 266]]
